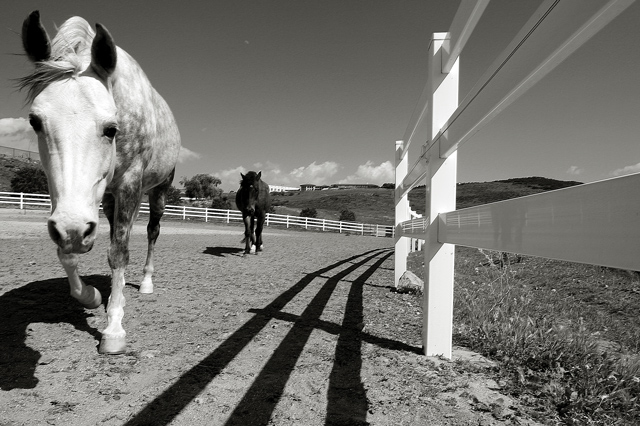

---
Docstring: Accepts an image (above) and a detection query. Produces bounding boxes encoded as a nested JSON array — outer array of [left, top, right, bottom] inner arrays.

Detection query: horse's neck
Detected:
[[111, 48, 154, 114], [106, 47, 180, 187]]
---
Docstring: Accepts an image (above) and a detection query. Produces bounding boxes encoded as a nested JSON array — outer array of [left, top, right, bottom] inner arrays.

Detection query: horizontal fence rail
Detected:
[[0, 192, 394, 238], [438, 173, 640, 272]]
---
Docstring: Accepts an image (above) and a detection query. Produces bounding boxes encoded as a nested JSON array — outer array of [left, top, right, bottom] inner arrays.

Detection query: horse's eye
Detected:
[[103, 126, 118, 139], [29, 116, 42, 132]]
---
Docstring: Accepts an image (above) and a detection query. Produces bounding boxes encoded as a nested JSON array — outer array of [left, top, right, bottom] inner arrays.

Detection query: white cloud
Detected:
[[0, 117, 36, 151], [611, 162, 640, 177], [339, 161, 394, 186], [216, 161, 340, 190], [566, 165, 584, 176], [177, 146, 201, 163], [219, 166, 248, 188], [289, 161, 339, 184]]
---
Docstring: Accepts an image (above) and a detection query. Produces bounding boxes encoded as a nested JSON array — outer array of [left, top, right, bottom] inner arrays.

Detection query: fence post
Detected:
[[266, 213, 270, 227], [205, 209, 208, 222], [286, 215, 290, 228], [361, 223, 364, 236], [20, 193, 24, 210], [305, 217, 308, 229], [394, 140, 410, 287], [421, 33, 459, 359], [182, 206, 186, 220], [323, 219, 326, 232], [226, 210, 230, 223]]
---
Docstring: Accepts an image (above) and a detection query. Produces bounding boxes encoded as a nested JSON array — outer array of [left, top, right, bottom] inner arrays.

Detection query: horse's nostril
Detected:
[[47, 220, 62, 243], [84, 221, 97, 239]]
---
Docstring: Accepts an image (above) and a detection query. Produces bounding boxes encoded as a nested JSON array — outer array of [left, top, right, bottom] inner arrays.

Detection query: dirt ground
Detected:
[[0, 209, 542, 426]]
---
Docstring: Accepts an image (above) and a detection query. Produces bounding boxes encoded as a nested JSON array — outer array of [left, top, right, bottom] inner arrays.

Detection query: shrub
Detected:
[[11, 165, 48, 194], [300, 207, 317, 218], [339, 209, 356, 222], [210, 195, 232, 210]]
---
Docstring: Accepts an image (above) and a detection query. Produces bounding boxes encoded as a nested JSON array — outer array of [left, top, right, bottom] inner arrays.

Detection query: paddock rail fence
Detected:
[[394, 0, 639, 358], [0, 191, 393, 238]]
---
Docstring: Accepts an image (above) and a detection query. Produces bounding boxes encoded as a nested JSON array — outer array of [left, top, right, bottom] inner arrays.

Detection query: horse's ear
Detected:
[[22, 11, 51, 62], [90, 23, 117, 80], [257, 171, 262, 180], [241, 173, 245, 180]]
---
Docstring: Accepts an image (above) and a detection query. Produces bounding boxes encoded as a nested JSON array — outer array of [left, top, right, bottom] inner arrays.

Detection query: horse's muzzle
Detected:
[[47, 218, 97, 254]]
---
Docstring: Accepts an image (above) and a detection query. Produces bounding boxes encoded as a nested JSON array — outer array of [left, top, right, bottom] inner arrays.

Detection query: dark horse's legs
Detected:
[[255, 212, 265, 252], [242, 213, 256, 254]]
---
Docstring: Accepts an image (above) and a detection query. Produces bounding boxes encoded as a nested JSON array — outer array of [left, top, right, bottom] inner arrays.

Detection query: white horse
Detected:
[[19, 11, 181, 354]]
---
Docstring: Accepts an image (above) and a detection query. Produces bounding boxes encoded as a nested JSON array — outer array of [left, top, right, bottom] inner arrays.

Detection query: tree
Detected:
[[339, 209, 356, 222], [300, 207, 317, 218], [381, 183, 394, 189], [165, 185, 183, 205], [179, 174, 222, 199], [11, 165, 48, 194]]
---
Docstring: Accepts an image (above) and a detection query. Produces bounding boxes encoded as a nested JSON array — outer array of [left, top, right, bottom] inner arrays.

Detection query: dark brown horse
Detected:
[[235, 171, 271, 254]]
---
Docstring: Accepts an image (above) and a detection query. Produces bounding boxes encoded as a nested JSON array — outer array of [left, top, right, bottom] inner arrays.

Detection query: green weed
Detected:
[[410, 247, 640, 424]]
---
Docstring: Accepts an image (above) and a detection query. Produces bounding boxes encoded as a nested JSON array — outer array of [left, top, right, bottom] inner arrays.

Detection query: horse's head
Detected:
[[238, 171, 262, 215], [21, 11, 118, 254]]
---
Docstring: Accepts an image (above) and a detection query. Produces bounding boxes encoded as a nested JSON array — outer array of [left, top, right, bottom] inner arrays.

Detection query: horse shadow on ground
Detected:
[[125, 247, 421, 426], [203, 246, 245, 257], [0, 274, 111, 391]]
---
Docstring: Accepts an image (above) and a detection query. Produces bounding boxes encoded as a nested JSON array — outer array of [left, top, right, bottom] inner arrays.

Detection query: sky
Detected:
[[1, 1, 639, 192]]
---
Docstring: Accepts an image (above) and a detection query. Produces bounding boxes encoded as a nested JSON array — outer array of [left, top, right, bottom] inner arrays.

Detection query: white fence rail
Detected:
[[394, 0, 637, 358], [0, 191, 394, 238]]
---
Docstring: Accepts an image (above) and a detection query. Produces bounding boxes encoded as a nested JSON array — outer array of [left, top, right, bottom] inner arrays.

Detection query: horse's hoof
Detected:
[[139, 281, 153, 294], [99, 337, 126, 355], [250, 245, 256, 254], [81, 286, 102, 309]]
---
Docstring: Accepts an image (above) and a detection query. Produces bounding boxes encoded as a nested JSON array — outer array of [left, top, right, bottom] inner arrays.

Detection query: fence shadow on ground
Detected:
[[124, 247, 419, 425], [0, 274, 110, 391]]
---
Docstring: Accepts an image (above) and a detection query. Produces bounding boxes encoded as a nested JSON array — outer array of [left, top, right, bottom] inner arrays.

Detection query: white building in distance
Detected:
[[269, 185, 300, 193]]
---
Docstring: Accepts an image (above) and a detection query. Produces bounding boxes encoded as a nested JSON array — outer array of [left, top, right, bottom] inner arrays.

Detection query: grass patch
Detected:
[[409, 247, 640, 424]]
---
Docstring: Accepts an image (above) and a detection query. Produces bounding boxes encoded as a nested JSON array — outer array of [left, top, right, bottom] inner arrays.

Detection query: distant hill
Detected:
[[272, 188, 395, 225], [273, 176, 582, 225], [0, 157, 582, 225], [414, 176, 583, 212]]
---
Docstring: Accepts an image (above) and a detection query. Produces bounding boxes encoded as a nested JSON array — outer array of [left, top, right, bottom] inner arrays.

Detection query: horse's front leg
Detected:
[[242, 214, 255, 254], [100, 189, 141, 355], [255, 214, 265, 252], [58, 249, 102, 309]]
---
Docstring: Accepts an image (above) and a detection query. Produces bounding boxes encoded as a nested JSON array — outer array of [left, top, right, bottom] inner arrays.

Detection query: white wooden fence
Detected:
[[0, 191, 393, 237], [394, 0, 638, 358]]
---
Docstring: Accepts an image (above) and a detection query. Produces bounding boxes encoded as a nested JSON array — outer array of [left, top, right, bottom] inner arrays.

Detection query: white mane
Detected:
[[18, 17, 96, 104]]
